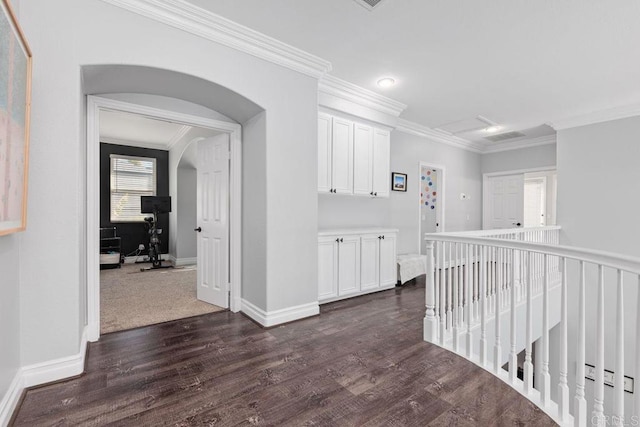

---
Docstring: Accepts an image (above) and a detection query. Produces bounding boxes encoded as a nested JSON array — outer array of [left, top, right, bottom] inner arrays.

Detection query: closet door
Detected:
[[317, 113, 333, 193], [372, 128, 391, 198], [353, 123, 373, 196], [331, 117, 354, 194]]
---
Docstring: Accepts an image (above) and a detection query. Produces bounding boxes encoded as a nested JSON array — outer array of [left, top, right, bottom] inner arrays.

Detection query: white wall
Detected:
[[17, 0, 319, 368], [176, 167, 197, 260], [0, 235, 21, 416], [481, 143, 557, 174], [556, 116, 640, 419], [318, 130, 483, 254]]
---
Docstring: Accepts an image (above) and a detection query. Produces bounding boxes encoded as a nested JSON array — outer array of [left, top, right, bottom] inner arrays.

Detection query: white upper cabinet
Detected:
[[353, 123, 374, 196], [318, 113, 391, 198], [372, 128, 391, 198], [317, 113, 332, 194], [331, 117, 354, 194]]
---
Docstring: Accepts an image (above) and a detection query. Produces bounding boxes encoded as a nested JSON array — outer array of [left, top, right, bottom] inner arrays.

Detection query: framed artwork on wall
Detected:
[[391, 172, 407, 192], [0, 0, 32, 236]]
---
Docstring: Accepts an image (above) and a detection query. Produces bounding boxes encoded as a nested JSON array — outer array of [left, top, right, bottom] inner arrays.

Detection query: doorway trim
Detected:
[[482, 166, 556, 230], [417, 162, 446, 255], [86, 95, 242, 342]]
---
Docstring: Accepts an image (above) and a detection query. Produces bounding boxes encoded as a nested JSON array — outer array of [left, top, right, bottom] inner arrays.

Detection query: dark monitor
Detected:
[[141, 196, 172, 214]]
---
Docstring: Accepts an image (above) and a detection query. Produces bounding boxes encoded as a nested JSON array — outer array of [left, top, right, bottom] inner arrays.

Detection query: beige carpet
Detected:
[[100, 263, 224, 334]]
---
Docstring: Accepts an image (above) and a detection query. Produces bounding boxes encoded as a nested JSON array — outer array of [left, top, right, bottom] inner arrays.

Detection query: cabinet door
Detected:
[[318, 237, 338, 301], [360, 234, 380, 290], [338, 235, 360, 296], [318, 113, 332, 193], [379, 233, 397, 287], [353, 123, 373, 196], [372, 128, 391, 198], [331, 117, 354, 194]]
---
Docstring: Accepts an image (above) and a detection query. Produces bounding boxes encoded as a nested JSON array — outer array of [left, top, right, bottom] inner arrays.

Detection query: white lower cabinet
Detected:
[[318, 228, 398, 303]]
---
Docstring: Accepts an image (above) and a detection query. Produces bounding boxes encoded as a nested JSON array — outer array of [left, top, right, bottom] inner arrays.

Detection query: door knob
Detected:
[[194, 227, 202, 232]]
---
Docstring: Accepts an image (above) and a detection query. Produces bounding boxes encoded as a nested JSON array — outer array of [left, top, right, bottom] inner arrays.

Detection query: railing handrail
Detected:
[[438, 225, 562, 237], [424, 232, 640, 276]]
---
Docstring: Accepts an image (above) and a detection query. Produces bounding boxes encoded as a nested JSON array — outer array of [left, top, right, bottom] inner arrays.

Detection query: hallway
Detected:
[[13, 278, 556, 426]]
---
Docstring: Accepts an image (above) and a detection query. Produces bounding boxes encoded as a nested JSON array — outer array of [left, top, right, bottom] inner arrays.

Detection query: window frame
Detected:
[[109, 153, 157, 223]]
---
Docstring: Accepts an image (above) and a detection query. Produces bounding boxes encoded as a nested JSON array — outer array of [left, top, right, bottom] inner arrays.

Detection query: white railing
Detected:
[[423, 227, 640, 427]]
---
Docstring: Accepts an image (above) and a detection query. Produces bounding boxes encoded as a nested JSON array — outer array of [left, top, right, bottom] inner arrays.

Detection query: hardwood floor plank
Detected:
[[12, 279, 557, 426]]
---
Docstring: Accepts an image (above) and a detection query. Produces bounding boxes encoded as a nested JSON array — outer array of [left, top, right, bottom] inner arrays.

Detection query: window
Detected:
[[110, 154, 157, 222]]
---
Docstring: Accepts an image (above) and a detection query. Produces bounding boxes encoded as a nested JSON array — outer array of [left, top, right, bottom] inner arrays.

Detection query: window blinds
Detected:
[[110, 154, 157, 222]]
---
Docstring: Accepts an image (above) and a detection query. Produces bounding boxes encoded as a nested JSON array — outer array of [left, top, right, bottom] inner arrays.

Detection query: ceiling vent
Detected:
[[485, 131, 526, 143], [353, 0, 386, 11]]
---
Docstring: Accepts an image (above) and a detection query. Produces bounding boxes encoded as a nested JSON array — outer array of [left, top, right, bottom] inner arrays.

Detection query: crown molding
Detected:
[[548, 102, 640, 131], [166, 125, 192, 150], [482, 134, 557, 154], [319, 75, 407, 117], [98, 0, 332, 79], [395, 119, 483, 153], [100, 136, 170, 151]]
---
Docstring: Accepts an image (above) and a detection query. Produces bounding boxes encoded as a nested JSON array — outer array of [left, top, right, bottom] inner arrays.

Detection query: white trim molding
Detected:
[[482, 134, 557, 153], [396, 119, 484, 152], [167, 255, 197, 266], [241, 299, 320, 328], [548, 102, 640, 130], [98, 0, 331, 78], [319, 75, 407, 118], [0, 371, 23, 427]]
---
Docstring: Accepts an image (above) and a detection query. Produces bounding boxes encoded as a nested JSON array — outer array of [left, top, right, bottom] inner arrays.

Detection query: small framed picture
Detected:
[[391, 172, 407, 192]]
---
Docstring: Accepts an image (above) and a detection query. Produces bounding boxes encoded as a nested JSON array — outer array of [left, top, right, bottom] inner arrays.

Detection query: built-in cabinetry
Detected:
[[318, 228, 397, 303], [318, 112, 390, 197]]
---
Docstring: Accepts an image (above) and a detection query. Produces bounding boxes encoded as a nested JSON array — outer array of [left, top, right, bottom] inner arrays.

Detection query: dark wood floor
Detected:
[[13, 278, 556, 426]]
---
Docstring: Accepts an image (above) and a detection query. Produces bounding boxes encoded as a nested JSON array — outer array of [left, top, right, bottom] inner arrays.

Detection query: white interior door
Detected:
[[524, 177, 547, 227], [196, 135, 229, 308], [487, 174, 524, 229]]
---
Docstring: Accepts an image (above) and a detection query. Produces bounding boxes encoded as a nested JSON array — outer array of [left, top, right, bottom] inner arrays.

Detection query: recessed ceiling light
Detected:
[[485, 126, 501, 133], [377, 77, 396, 88]]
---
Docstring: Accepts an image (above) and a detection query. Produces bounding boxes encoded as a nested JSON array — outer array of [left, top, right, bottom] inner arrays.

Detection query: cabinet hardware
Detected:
[[382, 235, 385, 239], [374, 192, 377, 196], [340, 238, 344, 242], [370, 191, 374, 196]]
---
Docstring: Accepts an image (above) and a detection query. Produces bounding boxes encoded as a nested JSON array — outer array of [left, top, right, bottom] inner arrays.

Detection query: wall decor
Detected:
[[0, 0, 32, 236], [391, 172, 407, 192]]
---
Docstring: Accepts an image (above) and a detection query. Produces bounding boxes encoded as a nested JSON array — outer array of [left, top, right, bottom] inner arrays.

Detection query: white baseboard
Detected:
[[168, 255, 196, 266], [0, 327, 88, 426], [241, 299, 319, 327], [21, 326, 88, 388], [0, 371, 23, 427]]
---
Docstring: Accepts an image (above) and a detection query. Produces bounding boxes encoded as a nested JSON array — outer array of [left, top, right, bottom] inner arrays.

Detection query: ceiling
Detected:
[[188, 0, 640, 145], [100, 109, 219, 151]]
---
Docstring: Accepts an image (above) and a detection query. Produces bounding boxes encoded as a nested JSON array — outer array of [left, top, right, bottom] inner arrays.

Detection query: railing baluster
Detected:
[[524, 251, 534, 393], [458, 242, 464, 333], [453, 242, 459, 351], [592, 265, 605, 424], [480, 245, 487, 365], [423, 240, 437, 342], [494, 246, 502, 374], [439, 242, 446, 346], [447, 242, 453, 331], [635, 275, 640, 421], [466, 243, 473, 358], [558, 257, 569, 422], [614, 269, 624, 425], [509, 247, 517, 384], [541, 254, 551, 405], [435, 241, 441, 337], [575, 261, 587, 427]]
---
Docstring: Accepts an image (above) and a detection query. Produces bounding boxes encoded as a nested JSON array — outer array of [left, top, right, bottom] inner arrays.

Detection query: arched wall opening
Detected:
[[82, 64, 266, 341]]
